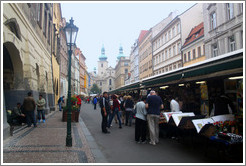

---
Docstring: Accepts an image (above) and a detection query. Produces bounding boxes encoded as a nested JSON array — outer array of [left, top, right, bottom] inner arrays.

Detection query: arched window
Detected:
[[109, 79, 112, 85], [4, 18, 22, 41]]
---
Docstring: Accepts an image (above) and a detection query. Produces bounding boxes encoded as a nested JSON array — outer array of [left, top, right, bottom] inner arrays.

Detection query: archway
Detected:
[[3, 42, 24, 110]]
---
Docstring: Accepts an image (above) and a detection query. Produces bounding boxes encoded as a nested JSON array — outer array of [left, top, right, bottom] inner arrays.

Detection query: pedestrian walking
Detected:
[[22, 92, 37, 127], [146, 90, 164, 145], [124, 95, 134, 126], [108, 95, 122, 129], [99, 92, 110, 134], [93, 96, 98, 110], [36, 94, 46, 123], [135, 96, 147, 143], [58, 96, 65, 111]]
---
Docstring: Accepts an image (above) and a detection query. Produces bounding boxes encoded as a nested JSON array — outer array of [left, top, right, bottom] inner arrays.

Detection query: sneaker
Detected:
[[149, 141, 156, 145], [38, 120, 41, 123], [119, 126, 122, 129], [43, 120, 45, 123]]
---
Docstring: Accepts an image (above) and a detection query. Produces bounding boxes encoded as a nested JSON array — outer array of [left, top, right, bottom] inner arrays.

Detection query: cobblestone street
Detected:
[[3, 110, 99, 163]]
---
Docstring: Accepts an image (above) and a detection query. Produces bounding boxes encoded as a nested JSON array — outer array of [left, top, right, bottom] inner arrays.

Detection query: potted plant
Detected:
[[62, 96, 80, 122]]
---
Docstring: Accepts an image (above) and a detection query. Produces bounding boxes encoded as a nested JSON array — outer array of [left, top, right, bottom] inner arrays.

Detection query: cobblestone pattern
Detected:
[[3, 111, 95, 163]]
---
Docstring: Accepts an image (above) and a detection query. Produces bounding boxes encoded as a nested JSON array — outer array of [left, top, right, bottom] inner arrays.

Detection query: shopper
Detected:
[[99, 92, 110, 134], [93, 96, 97, 110], [108, 95, 122, 128], [146, 90, 164, 145], [124, 95, 134, 126], [135, 96, 148, 144], [22, 92, 37, 127], [36, 94, 46, 123], [58, 96, 65, 111], [169, 96, 180, 112]]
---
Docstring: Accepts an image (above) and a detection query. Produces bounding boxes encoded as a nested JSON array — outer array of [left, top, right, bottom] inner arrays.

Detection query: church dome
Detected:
[[117, 45, 125, 60], [99, 45, 107, 61]]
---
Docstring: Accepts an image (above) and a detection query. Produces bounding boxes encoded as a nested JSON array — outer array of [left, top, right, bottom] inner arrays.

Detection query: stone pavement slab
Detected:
[[3, 110, 97, 163]]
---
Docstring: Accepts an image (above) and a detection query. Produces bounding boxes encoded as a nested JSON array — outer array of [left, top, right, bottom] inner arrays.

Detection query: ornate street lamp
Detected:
[[64, 17, 78, 147]]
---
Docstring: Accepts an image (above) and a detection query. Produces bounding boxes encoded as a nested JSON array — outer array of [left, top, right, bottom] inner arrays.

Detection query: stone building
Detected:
[[3, 3, 55, 139], [129, 40, 139, 84], [75, 47, 86, 95], [181, 22, 205, 67], [139, 29, 153, 80], [203, 3, 243, 59]]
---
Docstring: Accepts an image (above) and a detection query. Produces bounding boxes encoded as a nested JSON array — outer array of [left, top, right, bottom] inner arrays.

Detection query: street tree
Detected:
[[90, 83, 101, 94]]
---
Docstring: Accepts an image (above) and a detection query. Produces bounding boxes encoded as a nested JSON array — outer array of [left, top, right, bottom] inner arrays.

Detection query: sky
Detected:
[[61, 2, 195, 72]]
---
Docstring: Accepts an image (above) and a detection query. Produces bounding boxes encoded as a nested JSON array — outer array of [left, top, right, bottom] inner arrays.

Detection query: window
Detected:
[[48, 20, 51, 44], [161, 35, 164, 45], [203, 45, 205, 55], [101, 63, 103, 67], [172, 27, 176, 37], [192, 49, 196, 59], [168, 30, 171, 40], [125, 69, 128, 74], [177, 23, 180, 33], [157, 55, 159, 64], [226, 3, 234, 20], [173, 64, 176, 70], [37, 4, 42, 27], [184, 53, 187, 62], [109, 79, 112, 85], [169, 65, 172, 71], [210, 12, 216, 30], [165, 33, 167, 43], [239, 3, 243, 13], [154, 57, 156, 65], [43, 8, 47, 36], [178, 63, 182, 68], [177, 43, 181, 54], [159, 54, 161, 63], [109, 88, 112, 91], [188, 51, 191, 61], [229, 35, 236, 52], [124, 62, 128, 66], [162, 52, 164, 61], [212, 43, 218, 57], [173, 45, 176, 56], [100, 82, 102, 86], [166, 67, 168, 72], [165, 50, 168, 60], [169, 48, 171, 57], [198, 46, 201, 57]]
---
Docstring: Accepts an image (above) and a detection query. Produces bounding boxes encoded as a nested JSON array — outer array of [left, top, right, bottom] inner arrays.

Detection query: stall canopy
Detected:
[[110, 49, 243, 93]]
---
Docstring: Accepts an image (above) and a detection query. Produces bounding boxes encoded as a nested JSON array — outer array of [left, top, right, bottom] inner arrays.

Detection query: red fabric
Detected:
[[77, 97, 82, 105], [113, 99, 120, 111]]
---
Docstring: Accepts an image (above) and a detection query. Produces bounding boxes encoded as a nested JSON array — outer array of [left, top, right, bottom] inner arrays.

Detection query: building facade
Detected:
[[181, 22, 205, 67], [3, 3, 55, 139], [203, 3, 243, 59], [57, 17, 68, 98], [139, 29, 152, 80]]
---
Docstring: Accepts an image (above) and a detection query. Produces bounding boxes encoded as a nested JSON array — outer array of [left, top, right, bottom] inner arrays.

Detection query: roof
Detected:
[[182, 22, 204, 48], [138, 30, 148, 43]]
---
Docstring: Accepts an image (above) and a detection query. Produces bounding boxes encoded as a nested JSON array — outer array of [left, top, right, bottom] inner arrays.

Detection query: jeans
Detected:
[[147, 114, 160, 144], [101, 109, 108, 133], [125, 109, 133, 126], [37, 110, 45, 120], [135, 118, 147, 142], [25, 111, 36, 127], [94, 104, 97, 110], [108, 107, 122, 127], [58, 102, 62, 111]]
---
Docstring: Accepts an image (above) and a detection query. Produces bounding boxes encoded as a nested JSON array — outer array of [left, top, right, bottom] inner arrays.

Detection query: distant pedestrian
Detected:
[[146, 90, 164, 145], [108, 95, 122, 129], [36, 94, 46, 123], [22, 92, 37, 127], [93, 96, 98, 110], [124, 95, 134, 126], [12, 103, 26, 125], [99, 92, 110, 134], [58, 96, 65, 111], [135, 96, 147, 143]]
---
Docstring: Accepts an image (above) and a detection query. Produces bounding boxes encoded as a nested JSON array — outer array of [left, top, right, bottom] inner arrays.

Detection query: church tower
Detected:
[[98, 45, 108, 77]]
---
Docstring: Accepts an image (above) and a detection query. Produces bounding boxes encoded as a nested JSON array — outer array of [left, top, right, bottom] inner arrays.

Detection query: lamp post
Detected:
[[64, 17, 78, 147]]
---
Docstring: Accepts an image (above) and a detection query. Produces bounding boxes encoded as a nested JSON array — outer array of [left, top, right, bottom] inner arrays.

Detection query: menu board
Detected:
[[171, 112, 195, 126], [163, 111, 182, 122]]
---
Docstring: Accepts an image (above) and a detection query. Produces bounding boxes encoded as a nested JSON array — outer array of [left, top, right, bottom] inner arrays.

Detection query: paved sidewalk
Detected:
[[3, 110, 105, 163]]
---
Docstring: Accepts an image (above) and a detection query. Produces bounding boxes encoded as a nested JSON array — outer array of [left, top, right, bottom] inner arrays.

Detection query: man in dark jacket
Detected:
[[23, 92, 37, 127], [214, 93, 236, 116], [99, 92, 110, 134], [12, 103, 26, 125]]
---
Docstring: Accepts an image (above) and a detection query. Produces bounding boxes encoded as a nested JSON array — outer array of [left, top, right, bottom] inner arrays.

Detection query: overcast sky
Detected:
[[61, 2, 195, 72]]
